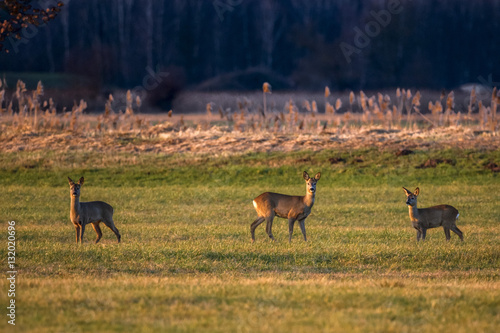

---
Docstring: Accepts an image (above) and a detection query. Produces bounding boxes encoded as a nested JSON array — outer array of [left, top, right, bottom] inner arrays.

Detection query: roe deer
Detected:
[[251, 171, 321, 242], [403, 187, 463, 242], [68, 177, 121, 244]]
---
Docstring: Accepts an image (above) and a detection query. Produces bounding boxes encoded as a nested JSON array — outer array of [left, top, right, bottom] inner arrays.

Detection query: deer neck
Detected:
[[303, 191, 315, 208], [408, 204, 419, 222], [70, 196, 81, 219]]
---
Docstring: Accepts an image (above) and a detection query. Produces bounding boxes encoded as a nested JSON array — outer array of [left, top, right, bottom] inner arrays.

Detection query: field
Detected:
[[0, 124, 499, 332], [1, 83, 500, 332]]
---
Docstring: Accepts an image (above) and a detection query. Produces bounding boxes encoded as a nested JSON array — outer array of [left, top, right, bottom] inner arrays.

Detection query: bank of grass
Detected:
[[0, 147, 498, 187], [0, 148, 499, 332]]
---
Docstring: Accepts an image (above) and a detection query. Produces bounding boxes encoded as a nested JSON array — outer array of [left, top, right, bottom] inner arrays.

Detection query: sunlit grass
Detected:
[[0, 149, 498, 332], [3, 275, 499, 333]]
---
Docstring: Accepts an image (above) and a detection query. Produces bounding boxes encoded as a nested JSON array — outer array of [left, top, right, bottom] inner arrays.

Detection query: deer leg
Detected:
[[103, 219, 121, 243], [416, 229, 422, 241], [299, 219, 307, 241], [288, 218, 296, 243], [79, 223, 86, 243], [444, 227, 451, 241], [74, 225, 81, 243], [265, 215, 276, 241], [91, 223, 103, 244], [421, 228, 427, 240], [251, 217, 265, 242], [450, 225, 464, 241]]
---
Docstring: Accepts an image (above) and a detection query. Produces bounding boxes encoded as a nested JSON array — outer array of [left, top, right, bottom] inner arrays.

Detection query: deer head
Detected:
[[403, 187, 419, 206], [304, 171, 321, 194], [68, 177, 85, 198]]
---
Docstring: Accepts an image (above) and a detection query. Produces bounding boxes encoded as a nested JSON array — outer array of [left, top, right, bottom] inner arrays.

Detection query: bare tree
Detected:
[[0, 0, 64, 52]]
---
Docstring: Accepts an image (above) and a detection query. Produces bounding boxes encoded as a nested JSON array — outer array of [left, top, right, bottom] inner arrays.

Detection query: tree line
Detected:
[[0, 0, 499, 92]]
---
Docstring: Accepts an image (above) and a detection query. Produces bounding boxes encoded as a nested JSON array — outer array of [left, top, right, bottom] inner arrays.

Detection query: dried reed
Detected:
[[0, 79, 498, 138]]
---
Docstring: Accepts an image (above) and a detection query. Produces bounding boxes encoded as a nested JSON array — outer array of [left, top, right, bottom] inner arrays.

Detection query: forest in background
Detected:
[[0, 0, 499, 100]]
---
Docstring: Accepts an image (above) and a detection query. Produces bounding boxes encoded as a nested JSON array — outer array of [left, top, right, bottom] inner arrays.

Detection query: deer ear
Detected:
[[414, 187, 420, 196], [314, 172, 321, 180], [79, 177, 84, 185], [303, 171, 310, 180], [403, 187, 411, 195], [68, 177, 74, 185]]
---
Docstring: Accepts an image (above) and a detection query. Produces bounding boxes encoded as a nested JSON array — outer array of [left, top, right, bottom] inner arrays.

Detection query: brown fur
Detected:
[[251, 171, 321, 242], [68, 177, 121, 244], [403, 187, 463, 242]]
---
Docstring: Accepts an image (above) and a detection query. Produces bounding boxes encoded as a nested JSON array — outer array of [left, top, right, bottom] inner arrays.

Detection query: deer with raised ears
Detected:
[[251, 171, 321, 242], [403, 187, 463, 242], [68, 177, 121, 244]]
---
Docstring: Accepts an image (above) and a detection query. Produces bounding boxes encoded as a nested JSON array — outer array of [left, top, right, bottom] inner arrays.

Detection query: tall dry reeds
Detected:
[[262, 82, 271, 117], [198, 84, 498, 134], [0, 81, 153, 135], [1, 79, 498, 137]]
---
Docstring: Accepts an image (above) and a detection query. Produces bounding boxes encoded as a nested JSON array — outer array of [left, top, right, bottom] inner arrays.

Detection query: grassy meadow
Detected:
[[0, 147, 499, 332]]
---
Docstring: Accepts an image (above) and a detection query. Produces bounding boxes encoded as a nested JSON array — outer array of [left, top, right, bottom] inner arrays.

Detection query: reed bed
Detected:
[[1, 79, 499, 139]]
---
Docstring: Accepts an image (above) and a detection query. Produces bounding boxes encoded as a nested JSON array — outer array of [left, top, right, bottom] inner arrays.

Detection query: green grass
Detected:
[[1, 72, 91, 90], [0, 148, 499, 332], [0, 147, 498, 187]]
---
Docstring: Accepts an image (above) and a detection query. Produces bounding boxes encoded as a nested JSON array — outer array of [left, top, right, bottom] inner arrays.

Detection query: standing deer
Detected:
[[251, 171, 321, 242], [403, 187, 463, 242], [68, 177, 121, 244]]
